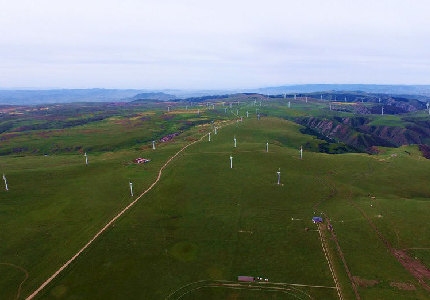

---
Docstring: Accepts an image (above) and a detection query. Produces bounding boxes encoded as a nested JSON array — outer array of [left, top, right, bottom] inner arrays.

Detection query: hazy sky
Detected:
[[1, 0, 429, 89]]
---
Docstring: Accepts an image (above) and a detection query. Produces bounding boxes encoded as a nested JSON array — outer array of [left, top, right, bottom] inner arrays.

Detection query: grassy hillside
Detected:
[[1, 99, 430, 299]]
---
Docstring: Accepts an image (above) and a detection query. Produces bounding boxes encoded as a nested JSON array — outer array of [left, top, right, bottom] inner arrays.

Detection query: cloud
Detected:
[[0, 0, 429, 88]]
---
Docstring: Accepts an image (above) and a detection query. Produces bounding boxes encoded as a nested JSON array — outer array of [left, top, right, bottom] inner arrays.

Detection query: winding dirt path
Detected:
[[0, 262, 29, 299], [25, 124, 228, 300]]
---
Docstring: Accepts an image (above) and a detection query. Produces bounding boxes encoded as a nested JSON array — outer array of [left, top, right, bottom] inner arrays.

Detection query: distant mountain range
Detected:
[[1, 85, 430, 105]]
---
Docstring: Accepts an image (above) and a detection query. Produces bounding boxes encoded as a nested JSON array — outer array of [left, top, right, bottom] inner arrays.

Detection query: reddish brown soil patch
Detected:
[[353, 276, 379, 287], [392, 249, 430, 290], [419, 144, 430, 159], [390, 282, 416, 290]]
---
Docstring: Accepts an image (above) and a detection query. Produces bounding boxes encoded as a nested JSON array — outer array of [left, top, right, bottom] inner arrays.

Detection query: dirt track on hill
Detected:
[[25, 122, 232, 300]]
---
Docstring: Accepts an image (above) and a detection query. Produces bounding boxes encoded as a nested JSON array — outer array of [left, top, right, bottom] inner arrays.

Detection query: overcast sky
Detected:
[[0, 0, 429, 89]]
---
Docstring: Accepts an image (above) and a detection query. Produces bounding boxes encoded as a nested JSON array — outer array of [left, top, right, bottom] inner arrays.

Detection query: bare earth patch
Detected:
[[390, 282, 416, 291], [353, 276, 379, 288]]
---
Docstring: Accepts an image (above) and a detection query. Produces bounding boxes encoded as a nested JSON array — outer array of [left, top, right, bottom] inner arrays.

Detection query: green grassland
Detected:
[[1, 99, 430, 299]]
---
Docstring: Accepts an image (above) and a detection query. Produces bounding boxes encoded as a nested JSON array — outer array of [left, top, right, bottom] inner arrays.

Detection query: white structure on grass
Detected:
[[266, 142, 269, 152], [152, 140, 156, 150], [288, 101, 291, 108], [246, 111, 249, 117], [2, 174, 8, 191], [382, 107, 384, 116], [209, 132, 211, 142], [300, 146, 303, 160], [230, 155, 233, 169], [277, 169, 281, 185], [84, 152, 88, 165], [129, 181, 133, 197], [234, 136, 237, 147]]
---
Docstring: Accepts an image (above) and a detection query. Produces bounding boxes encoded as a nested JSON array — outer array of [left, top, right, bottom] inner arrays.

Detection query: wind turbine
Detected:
[[381, 107, 384, 116], [234, 136, 237, 147], [300, 146, 303, 160], [288, 101, 291, 108], [230, 155, 233, 169], [294, 94, 297, 100], [266, 142, 269, 152], [129, 181, 133, 197], [305, 96, 308, 103], [277, 168, 281, 185], [209, 132, 211, 142], [246, 111, 249, 117], [84, 152, 88, 165], [2, 174, 8, 191], [153, 140, 156, 150]]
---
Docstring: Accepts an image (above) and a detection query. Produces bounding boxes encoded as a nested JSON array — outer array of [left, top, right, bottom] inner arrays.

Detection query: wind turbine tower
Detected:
[[153, 140, 156, 150], [2, 174, 8, 191], [129, 181, 133, 197], [234, 136, 237, 147], [266, 142, 269, 152], [84, 152, 88, 165], [277, 169, 281, 185], [246, 111, 249, 117], [300, 146, 303, 160], [209, 132, 211, 142], [230, 155, 233, 169], [288, 101, 291, 108]]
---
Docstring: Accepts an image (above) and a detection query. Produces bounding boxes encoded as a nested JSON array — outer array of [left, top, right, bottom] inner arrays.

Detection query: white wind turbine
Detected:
[[266, 142, 269, 152], [230, 155, 233, 169], [84, 152, 88, 165], [209, 132, 211, 142], [277, 168, 281, 185], [300, 145, 303, 160], [129, 181, 133, 197], [153, 140, 156, 150], [246, 111, 249, 117], [234, 136, 237, 147], [2, 174, 8, 191]]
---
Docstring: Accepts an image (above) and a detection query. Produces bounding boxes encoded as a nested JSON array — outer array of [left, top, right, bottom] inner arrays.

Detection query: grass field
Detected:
[[2, 100, 430, 299]]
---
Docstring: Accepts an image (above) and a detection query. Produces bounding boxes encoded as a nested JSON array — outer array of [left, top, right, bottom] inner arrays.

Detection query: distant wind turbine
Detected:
[[277, 168, 281, 185], [381, 107, 384, 116], [84, 152, 88, 165], [2, 174, 8, 191], [230, 155, 233, 169], [234, 136, 237, 147], [209, 132, 211, 142], [266, 142, 269, 152], [300, 146, 303, 160], [129, 181, 133, 197]]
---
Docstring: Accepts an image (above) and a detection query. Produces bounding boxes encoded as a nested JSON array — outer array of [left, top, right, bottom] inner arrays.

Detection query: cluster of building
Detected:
[[134, 158, 151, 164]]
